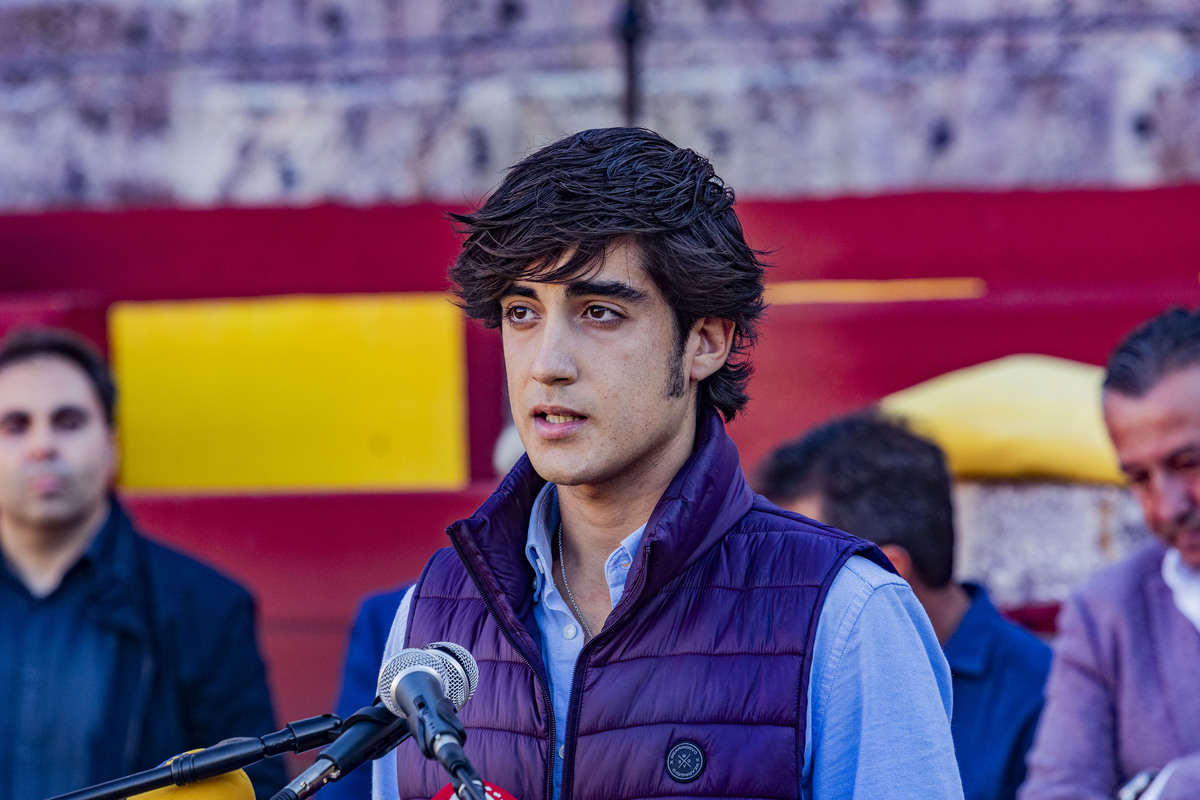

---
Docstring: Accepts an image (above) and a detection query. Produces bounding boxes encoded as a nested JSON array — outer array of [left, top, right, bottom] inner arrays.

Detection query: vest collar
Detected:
[[449, 410, 754, 628], [632, 409, 755, 600]]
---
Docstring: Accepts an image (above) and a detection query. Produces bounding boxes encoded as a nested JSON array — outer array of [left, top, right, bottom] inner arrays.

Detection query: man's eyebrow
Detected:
[[1167, 444, 1200, 461], [501, 284, 539, 301], [564, 279, 649, 303], [501, 279, 650, 303]]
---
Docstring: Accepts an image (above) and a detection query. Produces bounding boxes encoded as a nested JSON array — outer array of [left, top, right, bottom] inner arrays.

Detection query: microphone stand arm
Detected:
[[447, 756, 489, 800], [47, 714, 344, 800]]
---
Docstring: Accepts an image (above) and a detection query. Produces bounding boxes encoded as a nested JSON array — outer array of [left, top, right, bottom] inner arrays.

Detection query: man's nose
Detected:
[[529, 316, 578, 386], [1152, 472, 1198, 529], [24, 421, 59, 460]]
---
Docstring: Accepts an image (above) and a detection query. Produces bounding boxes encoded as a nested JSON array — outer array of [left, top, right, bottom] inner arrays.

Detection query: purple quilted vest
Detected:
[[394, 413, 889, 800]]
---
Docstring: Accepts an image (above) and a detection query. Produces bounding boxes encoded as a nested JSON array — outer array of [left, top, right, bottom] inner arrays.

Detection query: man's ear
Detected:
[[879, 543, 915, 585], [688, 318, 735, 382], [106, 429, 121, 487]]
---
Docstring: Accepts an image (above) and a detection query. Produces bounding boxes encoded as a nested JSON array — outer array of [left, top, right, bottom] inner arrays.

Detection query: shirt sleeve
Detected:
[[372, 585, 416, 800], [325, 588, 408, 800], [803, 555, 963, 800]]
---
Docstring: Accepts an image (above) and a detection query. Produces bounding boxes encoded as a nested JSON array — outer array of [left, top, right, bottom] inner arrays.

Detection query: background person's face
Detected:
[[1104, 364, 1200, 570], [784, 493, 823, 522], [0, 356, 115, 535]]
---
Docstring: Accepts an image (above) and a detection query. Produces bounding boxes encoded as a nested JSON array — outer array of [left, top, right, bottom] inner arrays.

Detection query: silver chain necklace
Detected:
[[556, 523, 594, 640]]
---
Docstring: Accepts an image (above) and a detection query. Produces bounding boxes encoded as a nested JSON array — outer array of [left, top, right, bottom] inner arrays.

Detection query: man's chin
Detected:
[[528, 465, 589, 488], [525, 453, 594, 488], [1178, 550, 1200, 572], [20, 502, 92, 535], [1171, 530, 1200, 571]]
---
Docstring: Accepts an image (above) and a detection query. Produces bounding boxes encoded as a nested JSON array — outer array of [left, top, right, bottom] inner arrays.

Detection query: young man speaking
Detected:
[[375, 128, 962, 800]]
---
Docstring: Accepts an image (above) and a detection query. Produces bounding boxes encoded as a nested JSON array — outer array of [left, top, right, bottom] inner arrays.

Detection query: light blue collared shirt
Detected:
[[375, 484, 963, 800], [522, 484, 645, 800]]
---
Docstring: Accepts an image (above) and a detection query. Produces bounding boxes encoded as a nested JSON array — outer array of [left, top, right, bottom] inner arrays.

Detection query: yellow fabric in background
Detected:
[[133, 755, 252, 800], [881, 354, 1123, 485], [111, 294, 467, 492]]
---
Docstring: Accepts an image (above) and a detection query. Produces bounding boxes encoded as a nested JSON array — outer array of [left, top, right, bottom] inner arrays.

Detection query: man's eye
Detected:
[[585, 306, 618, 321], [503, 305, 532, 323], [0, 415, 29, 435], [1176, 455, 1200, 473], [52, 409, 87, 430]]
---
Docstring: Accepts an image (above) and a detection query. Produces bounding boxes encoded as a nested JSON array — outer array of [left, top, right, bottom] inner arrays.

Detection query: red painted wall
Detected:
[[4, 187, 1200, 737], [0, 204, 463, 299], [121, 489, 494, 735], [7, 188, 1195, 298]]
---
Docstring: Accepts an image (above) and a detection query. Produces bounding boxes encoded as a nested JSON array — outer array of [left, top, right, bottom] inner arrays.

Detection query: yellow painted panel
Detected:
[[766, 277, 987, 305], [110, 294, 466, 491]]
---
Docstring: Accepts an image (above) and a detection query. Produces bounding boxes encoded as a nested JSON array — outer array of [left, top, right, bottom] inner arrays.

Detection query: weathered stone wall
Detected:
[[2, 0, 1199, 209], [955, 481, 1151, 609]]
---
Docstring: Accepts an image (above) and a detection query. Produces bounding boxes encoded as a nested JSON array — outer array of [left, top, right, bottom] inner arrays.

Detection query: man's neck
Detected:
[[914, 581, 972, 647], [552, 434, 697, 636], [0, 503, 109, 598], [555, 404, 701, 557], [556, 483, 658, 559], [549, 404, 704, 635]]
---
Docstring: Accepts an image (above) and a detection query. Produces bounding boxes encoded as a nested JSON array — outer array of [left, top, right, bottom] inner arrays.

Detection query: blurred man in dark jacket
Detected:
[[0, 327, 285, 800]]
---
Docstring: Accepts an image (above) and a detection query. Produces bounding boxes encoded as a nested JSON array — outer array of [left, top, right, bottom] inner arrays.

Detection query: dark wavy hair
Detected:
[[1104, 306, 1200, 398], [0, 327, 117, 427], [757, 412, 956, 588], [448, 127, 767, 421]]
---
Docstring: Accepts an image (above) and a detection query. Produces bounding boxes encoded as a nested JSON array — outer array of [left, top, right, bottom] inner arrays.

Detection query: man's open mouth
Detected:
[[542, 413, 585, 424]]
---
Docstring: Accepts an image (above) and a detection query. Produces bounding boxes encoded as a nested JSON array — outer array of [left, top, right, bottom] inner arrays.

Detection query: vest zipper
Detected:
[[448, 527, 557, 800], [558, 541, 652, 800]]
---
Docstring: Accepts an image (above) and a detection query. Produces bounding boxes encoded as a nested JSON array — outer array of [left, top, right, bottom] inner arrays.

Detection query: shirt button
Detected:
[[564, 623, 578, 640], [558, 745, 565, 759]]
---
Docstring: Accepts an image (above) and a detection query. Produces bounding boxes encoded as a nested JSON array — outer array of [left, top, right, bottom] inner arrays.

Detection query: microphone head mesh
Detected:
[[424, 642, 479, 705], [377, 648, 447, 716]]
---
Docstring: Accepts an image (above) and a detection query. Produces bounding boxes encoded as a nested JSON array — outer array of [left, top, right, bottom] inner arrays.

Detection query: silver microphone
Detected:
[[378, 641, 484, 800], [377, 642, 478, 714], [270, 643, 479, 800]]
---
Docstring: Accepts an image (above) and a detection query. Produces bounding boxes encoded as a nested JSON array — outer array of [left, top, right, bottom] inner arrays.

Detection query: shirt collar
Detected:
[[524, 482, 647, 607], [1161, 547, 1200, 633], [0, 504, 114, 596], [79, 505, 115, 566], [942, 582, 996, 678]]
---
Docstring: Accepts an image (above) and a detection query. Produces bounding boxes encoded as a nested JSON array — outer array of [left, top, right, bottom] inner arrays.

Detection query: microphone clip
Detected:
[[409, 695, 469, 761]]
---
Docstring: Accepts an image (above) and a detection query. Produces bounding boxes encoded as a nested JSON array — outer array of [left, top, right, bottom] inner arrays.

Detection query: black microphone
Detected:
[[378, 642, 486, 800], [269, 703, 408, 800], [49, 716, 341, 800], [270, 643, 478, 800]]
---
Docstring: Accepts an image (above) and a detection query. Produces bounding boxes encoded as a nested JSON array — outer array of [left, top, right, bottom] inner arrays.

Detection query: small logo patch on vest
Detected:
[[666, 740, 705, 782]]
